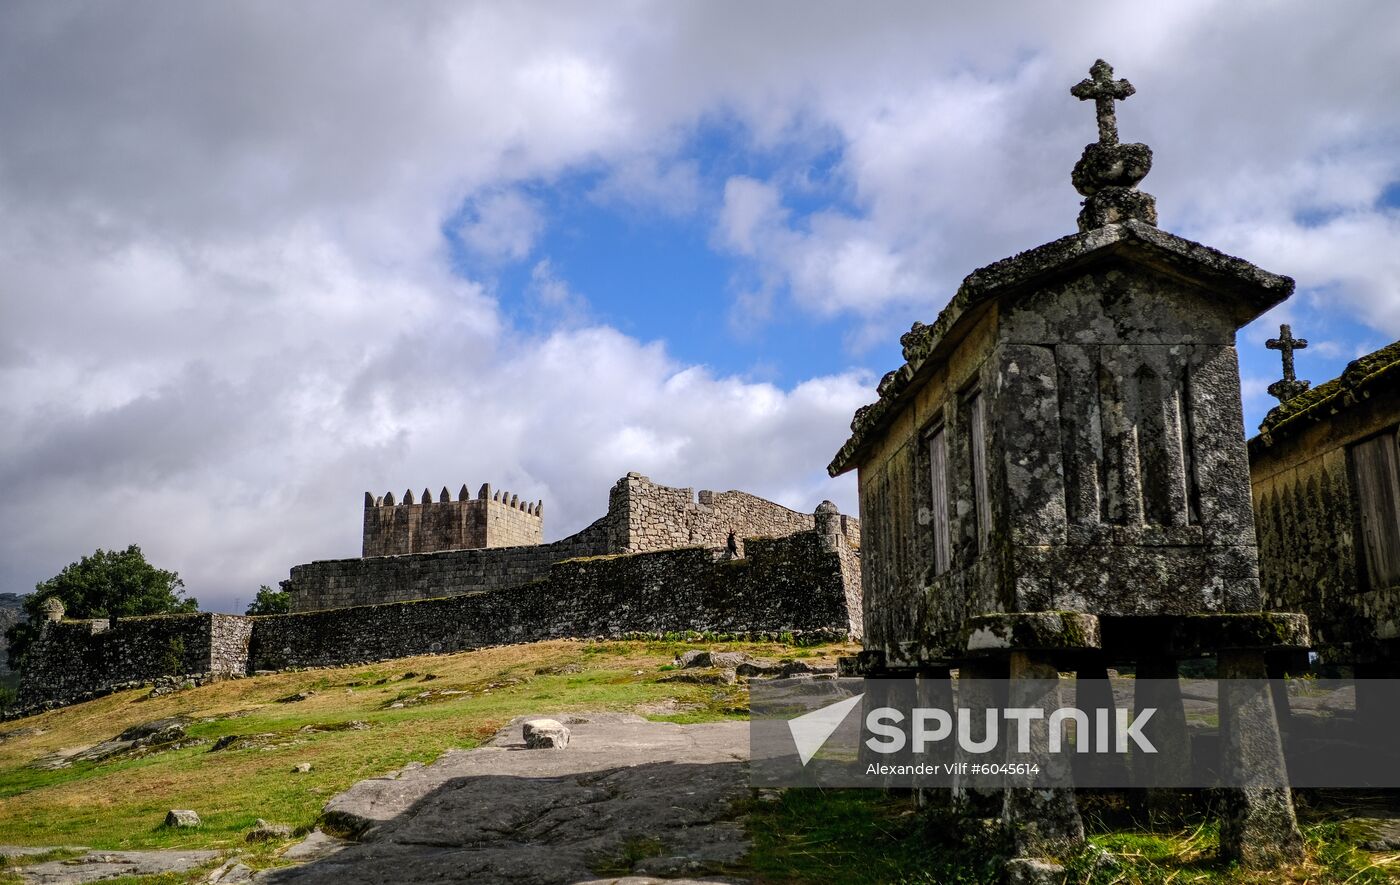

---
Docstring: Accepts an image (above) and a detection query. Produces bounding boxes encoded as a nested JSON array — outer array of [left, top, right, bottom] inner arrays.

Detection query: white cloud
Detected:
[[457, 190, 545, 261], [590, 154, 703, 217], [525, 258, 591, 326], [1, 1, 1398, 610]]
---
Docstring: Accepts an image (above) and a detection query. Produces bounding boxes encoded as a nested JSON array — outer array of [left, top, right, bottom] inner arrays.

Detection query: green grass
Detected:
[[734, 791, 1400, 885], [737, 791, 1010, 885], [5, 639, 1398, 885], [0, 638, 848, 857]]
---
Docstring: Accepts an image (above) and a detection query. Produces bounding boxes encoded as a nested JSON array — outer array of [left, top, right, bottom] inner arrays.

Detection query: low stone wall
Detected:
[[11, 529, 861, 714], [16, 612, 220, 709]]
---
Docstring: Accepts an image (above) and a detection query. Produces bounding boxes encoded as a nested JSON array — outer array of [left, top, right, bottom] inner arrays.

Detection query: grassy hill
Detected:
[[0, 638, 833, 854], [1, 638, 1397, 884]]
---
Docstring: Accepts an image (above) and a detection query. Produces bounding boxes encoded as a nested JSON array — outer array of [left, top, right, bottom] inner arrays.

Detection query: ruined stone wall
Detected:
[[609, 473, 857, 556], [16, 613, 220, 709], [15, 529, 860, 711], [1250, 382, 1400, 664], [289, 514, 612, 612], [363, 484, 542, 557], [0, 593, 24, 690]]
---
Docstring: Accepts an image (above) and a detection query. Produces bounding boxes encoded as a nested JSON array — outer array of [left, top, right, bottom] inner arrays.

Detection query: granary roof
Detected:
[[1249, 337, 1400, 454], [828, 219, 1295, 476]]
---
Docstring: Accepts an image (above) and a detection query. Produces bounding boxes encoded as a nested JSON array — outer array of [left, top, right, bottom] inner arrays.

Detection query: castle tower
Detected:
[[362, 482, 543, 557]]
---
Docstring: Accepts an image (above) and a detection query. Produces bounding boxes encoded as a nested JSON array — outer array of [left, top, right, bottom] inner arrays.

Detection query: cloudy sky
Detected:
[[2, 2, 1397, 612]]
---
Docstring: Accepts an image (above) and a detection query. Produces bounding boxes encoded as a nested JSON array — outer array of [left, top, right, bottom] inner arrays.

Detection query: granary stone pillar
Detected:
[[855, 671, 913, 792], [952, 657, 1007, 814], [1002, 651, 1084, 857], [1071, 656, 1122, 787], [914, 666, 955, 809], [1132, 656, 1193, 826], [1217, 648, 1304, 867]]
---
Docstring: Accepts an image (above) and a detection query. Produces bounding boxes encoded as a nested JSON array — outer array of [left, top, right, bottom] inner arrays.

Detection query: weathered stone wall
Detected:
[[0, 593, 24, 690], [482, 495, 545, 548], [210, 613, 253, 676], [855, 308, 1004, 662], [1250, 375, 1400, 664], [14, 528, 860, 712], [363, 484, 542, 556], [609, 472, 858, 556], [16, 613, 220, 709]]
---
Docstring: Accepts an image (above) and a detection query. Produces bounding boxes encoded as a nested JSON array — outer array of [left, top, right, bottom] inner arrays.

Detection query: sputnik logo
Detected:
[[787, 693, 864, 766]]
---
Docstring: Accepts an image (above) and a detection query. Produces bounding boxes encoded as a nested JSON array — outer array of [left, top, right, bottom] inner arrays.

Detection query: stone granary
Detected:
[[1251, 337, 1400, 672], [829, 61, 1310, 870]]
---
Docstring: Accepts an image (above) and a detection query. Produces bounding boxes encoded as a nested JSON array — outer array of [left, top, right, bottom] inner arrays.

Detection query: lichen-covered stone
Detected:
[[164, 809, 200, 828], [962, 612, 1101, 655]]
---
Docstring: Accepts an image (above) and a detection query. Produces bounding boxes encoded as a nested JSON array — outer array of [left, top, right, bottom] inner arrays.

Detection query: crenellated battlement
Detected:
[[362, 481, 543, 557], [366, 483, 542, 516]]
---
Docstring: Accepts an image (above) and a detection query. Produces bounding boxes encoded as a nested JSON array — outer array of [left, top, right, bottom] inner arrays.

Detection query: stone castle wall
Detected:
[[362, 484, 543, 556], [14, 528, 860, 713], [15, 612, 250, 709], [290, 514, 613, 612], [609, 473, 858, 556], [292, 472, 859, 613]]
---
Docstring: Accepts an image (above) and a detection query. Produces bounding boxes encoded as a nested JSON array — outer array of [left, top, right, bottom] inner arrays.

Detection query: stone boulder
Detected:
[[677, 650, 748, 670], [522, 719, 570, 749], [164, 809, 200, 828], [248, 819, 294, 842]]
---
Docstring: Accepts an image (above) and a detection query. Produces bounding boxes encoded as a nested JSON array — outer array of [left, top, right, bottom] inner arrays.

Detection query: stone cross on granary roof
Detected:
[[1071, 58, 1135, 146], [1070, 59, 1157, 232], [1266, 323, 1311, 402]]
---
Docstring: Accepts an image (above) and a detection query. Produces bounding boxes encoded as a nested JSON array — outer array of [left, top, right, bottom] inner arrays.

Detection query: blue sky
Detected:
[[1, 2, 1397, 611], [455, 117, 1399, 434]]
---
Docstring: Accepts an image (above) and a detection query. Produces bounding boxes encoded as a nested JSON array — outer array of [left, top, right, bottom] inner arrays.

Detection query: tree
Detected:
[[5, 545, 197, 671], [245, 584, 290, 615]]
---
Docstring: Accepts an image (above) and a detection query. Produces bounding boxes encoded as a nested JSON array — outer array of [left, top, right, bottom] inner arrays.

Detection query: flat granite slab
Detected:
[[20, 849, 222, 884], [263, 712, 751, 885]]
